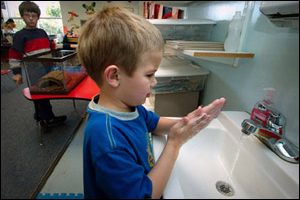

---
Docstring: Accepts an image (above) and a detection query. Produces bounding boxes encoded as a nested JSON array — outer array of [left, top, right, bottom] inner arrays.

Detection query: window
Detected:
[[2, 1, 64, 42]]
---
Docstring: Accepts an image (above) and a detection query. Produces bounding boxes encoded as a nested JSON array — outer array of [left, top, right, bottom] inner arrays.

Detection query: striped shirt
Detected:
[[9, 28, 68, 75]]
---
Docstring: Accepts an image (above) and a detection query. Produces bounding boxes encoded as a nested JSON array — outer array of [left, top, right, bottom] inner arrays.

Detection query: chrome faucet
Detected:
[[241, 104, 299, 163]]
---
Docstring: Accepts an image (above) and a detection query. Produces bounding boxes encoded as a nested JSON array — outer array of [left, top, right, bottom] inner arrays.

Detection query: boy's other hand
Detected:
[[13, 74, 23, 85], [70, 44, 78, 49]]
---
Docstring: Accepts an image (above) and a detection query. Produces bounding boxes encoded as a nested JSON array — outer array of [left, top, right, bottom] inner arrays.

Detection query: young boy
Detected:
[[77, 7, 226, 199], [9, 1, 76, 128]]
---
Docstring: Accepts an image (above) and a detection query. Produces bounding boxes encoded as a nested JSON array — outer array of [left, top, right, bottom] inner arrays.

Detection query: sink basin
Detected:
[[152, 111, 299, 199]]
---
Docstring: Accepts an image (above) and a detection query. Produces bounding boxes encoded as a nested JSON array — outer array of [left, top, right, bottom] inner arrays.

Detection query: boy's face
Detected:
[[22, 11, 39, 29], [118, 51, 162, 108]]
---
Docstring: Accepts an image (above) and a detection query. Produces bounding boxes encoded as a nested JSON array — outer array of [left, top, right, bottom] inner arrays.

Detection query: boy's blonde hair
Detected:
[[77, 7, 164, 86]]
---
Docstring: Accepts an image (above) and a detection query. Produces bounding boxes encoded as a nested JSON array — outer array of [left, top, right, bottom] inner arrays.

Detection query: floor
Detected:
[[36, 99, 154, 199], [1, 59, 87, 199], [36, 115, 86, 199]]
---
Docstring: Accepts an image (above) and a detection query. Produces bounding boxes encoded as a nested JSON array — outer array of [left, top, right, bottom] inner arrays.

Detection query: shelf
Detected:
[[148, 19, 216, 25], [181, 50, 255, 67], [183, 50, 255, 58]]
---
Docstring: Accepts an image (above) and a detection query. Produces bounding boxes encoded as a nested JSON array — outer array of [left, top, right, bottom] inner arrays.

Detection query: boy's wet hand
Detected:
[[202, 97, 226, 118], [168, 98, 226, 147], [186, 97, 226, 122]]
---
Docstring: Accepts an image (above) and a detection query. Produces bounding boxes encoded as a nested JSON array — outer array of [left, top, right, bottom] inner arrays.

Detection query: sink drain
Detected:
[[216, 181, 234, 196]]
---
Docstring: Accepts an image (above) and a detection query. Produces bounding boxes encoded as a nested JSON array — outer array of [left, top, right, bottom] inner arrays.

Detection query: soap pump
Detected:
[[263, 87, 275, 106], [250, 88, 276, 128]]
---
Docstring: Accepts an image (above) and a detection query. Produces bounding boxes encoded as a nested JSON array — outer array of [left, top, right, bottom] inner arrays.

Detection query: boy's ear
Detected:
[[104, 65, 120, 87]]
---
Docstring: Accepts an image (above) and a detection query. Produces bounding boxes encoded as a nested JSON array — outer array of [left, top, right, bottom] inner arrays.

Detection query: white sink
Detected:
[[152, 111, 299, 199]]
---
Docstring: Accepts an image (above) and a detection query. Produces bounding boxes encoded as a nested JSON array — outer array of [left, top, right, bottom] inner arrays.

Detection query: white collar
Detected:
[[88, 94, 139, 121]]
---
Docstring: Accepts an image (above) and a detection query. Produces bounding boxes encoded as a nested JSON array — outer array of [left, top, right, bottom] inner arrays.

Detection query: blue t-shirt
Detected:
[[83, 94, 160, 199]]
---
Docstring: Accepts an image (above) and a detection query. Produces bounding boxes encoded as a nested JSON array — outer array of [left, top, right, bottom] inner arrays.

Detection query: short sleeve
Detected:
[[138, 105, 160, 132]]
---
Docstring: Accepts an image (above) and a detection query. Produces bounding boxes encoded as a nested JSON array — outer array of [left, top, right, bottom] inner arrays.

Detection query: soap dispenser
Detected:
[[250, 88, 284, 136], [250, 88, 276, 128]]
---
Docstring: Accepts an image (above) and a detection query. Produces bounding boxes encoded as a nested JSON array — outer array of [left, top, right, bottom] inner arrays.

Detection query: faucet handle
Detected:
[[241, 119, 257, 135], [274, 139, 299, 163], [267, 112, 286, 136]]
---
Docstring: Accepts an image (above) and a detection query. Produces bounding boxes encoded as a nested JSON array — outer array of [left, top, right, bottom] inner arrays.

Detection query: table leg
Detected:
[[33, 101, 44, 146], [73, 99, 77, 112]]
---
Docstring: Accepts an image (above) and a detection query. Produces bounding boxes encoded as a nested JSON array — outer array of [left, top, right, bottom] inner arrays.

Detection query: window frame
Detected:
[[2, 1, 64, 42]]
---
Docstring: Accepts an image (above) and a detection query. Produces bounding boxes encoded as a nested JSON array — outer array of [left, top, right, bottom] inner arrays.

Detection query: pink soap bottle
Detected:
[[250, 88, 275, 127]]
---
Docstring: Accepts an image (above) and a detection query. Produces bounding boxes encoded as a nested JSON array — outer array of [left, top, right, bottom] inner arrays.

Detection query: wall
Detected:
[[59, 1, 139, 32], [184, 1, 299, 147], [59, 1, 299, 147]]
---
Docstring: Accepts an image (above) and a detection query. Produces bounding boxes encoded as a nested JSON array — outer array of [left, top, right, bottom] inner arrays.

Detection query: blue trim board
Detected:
[[37, 193, 84, 199]]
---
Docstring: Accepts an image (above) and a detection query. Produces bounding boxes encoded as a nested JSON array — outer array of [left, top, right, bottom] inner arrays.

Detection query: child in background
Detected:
[[1, 18, 16, 44], [1, 18, 16, 32], [78, 7, 226, 199], [9, 1, 76, 129]]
